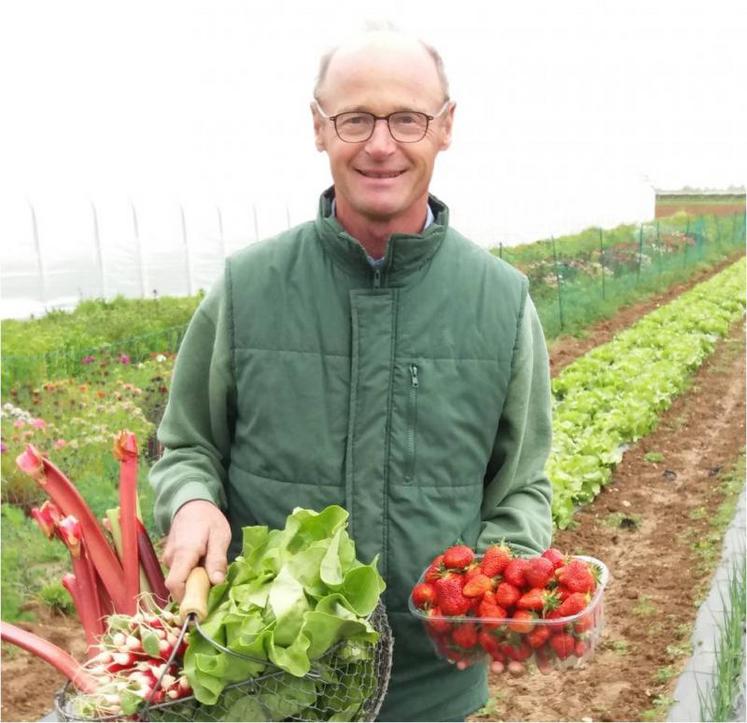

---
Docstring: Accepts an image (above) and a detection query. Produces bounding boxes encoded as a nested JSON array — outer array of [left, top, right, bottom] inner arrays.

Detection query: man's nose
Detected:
[[364, 118, 397, 155]]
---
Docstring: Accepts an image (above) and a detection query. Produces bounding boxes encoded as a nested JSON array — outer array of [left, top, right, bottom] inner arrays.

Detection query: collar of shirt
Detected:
[[330, 199, 435, 268]]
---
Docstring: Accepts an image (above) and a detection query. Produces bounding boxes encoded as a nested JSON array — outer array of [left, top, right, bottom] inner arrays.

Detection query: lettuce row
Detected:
[[549, 257, 746, 528]]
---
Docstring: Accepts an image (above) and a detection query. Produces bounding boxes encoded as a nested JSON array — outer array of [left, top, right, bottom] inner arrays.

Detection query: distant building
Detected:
[[654, 186, 746, 219]]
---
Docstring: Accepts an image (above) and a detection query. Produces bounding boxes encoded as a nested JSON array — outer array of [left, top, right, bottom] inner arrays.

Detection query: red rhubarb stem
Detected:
[[61, 573, 100, 653], [0, 621, 99, 693], [136, 517, 169, 607], [114, 431, 140, 615], [16, 445, 128, 612]]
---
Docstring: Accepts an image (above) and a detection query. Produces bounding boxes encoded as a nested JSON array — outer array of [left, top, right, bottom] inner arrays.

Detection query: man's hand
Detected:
[[162, 500, 231, 601]]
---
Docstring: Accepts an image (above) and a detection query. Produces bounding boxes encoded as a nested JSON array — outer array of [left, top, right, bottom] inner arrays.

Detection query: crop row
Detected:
[[548, 257, 746, 528]]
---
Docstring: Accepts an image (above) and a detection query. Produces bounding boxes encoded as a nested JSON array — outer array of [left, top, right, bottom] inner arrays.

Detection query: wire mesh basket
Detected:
[[55, 602, 393, 722]]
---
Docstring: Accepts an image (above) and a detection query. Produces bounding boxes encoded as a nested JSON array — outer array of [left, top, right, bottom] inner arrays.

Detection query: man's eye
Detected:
[[396, 113, 419, 125], [339, 114, 370, 127]]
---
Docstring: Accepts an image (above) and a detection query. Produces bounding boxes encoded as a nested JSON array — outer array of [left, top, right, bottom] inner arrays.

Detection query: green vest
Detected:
[[152, 189, 553, 721]]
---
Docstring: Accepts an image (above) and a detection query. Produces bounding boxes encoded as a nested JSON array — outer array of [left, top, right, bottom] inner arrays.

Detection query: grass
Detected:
[[698, 558, 747, 721], [633, 595, 658, 617]]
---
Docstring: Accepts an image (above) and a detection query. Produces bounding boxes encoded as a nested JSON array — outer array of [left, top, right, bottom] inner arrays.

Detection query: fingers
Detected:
[[164, 544, 203, 602], [204, 530, 230, 585]]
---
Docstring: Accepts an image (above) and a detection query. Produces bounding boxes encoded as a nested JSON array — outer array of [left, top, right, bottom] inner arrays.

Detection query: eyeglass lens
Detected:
[[335, 112, 429, 142]]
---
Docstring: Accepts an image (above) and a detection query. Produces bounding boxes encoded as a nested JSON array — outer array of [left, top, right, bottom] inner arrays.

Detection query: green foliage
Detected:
[[1, 293, 200, 395], [549, 258, 746, 528], [37, 580, 75, 615]]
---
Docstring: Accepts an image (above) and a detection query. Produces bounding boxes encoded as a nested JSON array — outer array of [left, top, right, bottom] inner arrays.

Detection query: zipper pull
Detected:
[[410, 364, 419, 387], [373, 268, 382, 289]]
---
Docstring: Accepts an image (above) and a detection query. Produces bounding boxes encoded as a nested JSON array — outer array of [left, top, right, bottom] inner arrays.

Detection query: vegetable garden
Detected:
[[1, 214, 745, 721]]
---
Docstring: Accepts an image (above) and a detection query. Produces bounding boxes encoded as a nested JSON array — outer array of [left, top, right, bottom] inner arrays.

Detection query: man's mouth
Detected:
[[356, 169, 406, 179]]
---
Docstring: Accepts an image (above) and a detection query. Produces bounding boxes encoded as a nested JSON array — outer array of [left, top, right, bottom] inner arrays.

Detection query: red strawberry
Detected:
[[451, 622, 478, 649], [495, 581, 521, 609], [523, 556, 555, 589], [502, 558, 528, 588], [507, 609, 536, 634], [477, 599, 507, 631], [574, 639, 588, 657], [556, 559, 596, 594], [555, 592, 590, 618], [464, 563, 483, 581], [544, 609, 567, 632], [481, 590, 497, 605], [435, 573, 471, 616], [463, 573, 494, 598], [554, 585, 572, 602], [424, 554, 445, 583], [411, 582, 438, 609], [549, 633, 575, 659], [425, 607, 452, 635], [516, 587, 559, 613], [443, 545, 475, 570], [541, 547, 566, 569], [477, 630, 501, 657], [501, 640, 532, 662], [526, 624, 551, 649], [574, 611, 595, 634], [480, 543, 513, 577]]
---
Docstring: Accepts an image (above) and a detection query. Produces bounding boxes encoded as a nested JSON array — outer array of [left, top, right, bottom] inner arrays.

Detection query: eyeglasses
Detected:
[[315, 100, 450, 143]]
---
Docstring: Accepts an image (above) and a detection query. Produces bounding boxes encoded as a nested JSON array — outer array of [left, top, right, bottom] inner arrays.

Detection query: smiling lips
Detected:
[[357, 169, 406, 179]]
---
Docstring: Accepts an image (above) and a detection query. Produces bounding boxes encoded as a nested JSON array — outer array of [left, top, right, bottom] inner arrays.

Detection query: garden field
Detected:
[[0, 223, 744, 721]]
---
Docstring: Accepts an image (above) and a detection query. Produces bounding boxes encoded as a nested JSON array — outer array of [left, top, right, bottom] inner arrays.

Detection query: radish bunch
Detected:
[[73, 603, 192, 718]]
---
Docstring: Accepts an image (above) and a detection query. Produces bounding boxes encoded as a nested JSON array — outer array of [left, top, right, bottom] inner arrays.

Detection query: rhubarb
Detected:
[[0, 621, 99, 693], [114, 432, 140, 616], [136, 518, 169, 606], [16, 445, 128, 612]]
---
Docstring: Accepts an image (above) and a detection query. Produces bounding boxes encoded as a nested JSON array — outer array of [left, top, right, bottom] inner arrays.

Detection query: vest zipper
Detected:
[[405, 363, 419, 484]]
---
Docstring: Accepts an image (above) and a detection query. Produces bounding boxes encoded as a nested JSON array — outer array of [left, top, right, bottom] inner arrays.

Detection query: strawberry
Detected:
[[442, 545, 475, 570], [480, 543, 513, 577], [516, 587, 559, 613], [541, 547, 566, 569], [555, 559, 596, 594], [481, 590, 497, 605], [555, 592, 590, 618], [523, 556, 555, 589], [554, 585, 572, 602], [494, 581, 521, 609], [507, 609, 536, 634], [424, 554, 445, 583], [549, 632, 575, 659], [477, 630, 501, 657], [501, 640, 533, 662], [574, 611, 595, 634], [526, 624, 551, 649], [544, 609, 567, 632], [425, 607, 452, 635], [574, 639, 588, 657], [477, 599, 507, 631], [463, 573, 494, 598], [411, 582, 438, 609], [464, 563, 483, 581], [435, 573, 471, 616], [502, 558, 528, 588], [451, 622, 478, 649]]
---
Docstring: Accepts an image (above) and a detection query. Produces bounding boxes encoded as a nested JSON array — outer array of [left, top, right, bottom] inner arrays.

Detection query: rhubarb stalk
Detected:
[[0, 621, 99, 693], [114, 432, 140, 616], [135, 518, 169, 606], [16, 445, 128, 612]]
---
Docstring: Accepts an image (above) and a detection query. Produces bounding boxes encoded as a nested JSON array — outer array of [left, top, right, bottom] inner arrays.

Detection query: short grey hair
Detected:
[[313, 23, 450, 103]]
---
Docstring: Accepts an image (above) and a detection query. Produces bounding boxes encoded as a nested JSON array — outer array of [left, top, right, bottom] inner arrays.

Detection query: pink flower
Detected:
[[54, 439, 67, 449], [119, 354, 131, 365], [13, 419, 25, 429], [81, 355, 96, 365], [31, 418, 47, 429], [0, 441, 6, 453]]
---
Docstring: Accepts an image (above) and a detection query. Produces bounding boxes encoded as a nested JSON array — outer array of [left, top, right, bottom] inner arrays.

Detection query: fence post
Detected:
[[551, 235, 564, 332], [179, 205, 193, 296], [636, 224, 643, 283], [91, 202, 106, 298], [30, 203, 46, 304], [130, 201, 147, 299], [599, 228, 605, 300]]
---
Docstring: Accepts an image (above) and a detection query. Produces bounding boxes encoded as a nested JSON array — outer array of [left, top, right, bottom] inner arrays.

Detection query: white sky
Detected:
[[0, 0, 745, 315]]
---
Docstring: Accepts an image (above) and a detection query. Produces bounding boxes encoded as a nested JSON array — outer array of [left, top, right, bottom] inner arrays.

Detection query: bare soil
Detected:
[[1, 256, 745, 722]]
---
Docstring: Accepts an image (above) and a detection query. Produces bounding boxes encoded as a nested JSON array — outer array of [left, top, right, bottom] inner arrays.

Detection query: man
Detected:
[[151, 28, 553, 721]]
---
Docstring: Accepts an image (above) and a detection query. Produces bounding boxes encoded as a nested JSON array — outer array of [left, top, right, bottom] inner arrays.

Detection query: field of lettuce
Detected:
[[0, 216, 744, 722]]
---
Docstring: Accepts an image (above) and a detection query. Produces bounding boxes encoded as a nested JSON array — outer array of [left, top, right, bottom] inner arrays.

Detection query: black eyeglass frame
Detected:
[[314, 100, 451, 143]]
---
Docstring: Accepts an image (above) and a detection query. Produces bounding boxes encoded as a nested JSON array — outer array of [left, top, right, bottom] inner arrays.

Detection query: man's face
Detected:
[[312, 38, 454, 229]]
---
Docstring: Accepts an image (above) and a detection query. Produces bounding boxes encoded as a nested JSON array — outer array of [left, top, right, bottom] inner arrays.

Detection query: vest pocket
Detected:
[[404, 363, 419, 484]]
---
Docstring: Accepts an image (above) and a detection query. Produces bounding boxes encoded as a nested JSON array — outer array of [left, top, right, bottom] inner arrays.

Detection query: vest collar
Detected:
[[314, 186, 449, 284]]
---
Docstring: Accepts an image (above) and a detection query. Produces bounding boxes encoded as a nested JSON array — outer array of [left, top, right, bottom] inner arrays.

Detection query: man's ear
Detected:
[[311, 102, 327, 152], [439, 101, 456, 151]]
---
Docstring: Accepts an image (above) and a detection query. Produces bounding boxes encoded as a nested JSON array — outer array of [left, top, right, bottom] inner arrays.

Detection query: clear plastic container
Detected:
[[408, 555, 609, 674]]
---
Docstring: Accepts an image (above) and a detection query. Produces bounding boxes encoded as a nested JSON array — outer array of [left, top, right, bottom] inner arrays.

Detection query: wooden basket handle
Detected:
[[179, 566, 211, 623]]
